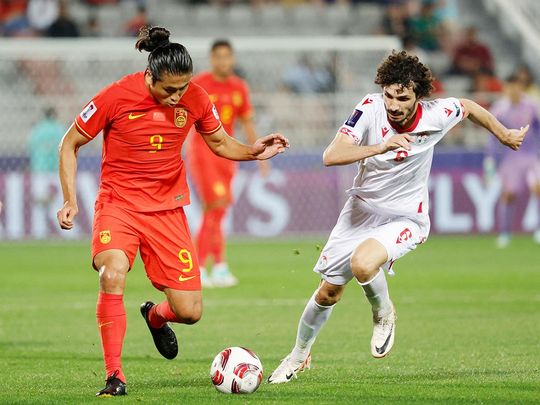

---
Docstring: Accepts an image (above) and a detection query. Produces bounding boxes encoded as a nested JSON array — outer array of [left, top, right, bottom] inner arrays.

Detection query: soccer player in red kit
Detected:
[[186, 39, 268, 288], [56, 26, 289, 397]]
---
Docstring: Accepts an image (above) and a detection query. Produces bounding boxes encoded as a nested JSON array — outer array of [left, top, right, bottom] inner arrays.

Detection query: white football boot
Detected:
[[267, 353, 311, 384], [371, 303, 396, 358], [200, 267, 214, 288], [211, 262, 238, 288], [496, 233, 510, 249]]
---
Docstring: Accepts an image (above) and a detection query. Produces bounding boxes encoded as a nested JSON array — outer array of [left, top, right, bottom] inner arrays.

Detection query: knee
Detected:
[[316, 286, 343, 306], [350, 254, 379, 284], [171, 303, 202, 325], [97, 259, 128, 291]]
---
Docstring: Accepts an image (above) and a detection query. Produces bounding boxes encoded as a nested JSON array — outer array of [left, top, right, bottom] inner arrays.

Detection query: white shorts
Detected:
[[313, 197, 429, 285]]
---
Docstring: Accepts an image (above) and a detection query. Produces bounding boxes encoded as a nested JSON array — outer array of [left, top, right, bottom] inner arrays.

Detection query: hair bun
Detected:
[[135, 26, 171, 53]]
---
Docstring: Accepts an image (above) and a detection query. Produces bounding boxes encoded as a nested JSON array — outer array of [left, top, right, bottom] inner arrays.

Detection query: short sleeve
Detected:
[[437, 97, 465, 132], [238, 81, 253, 118], [195, 94, 223, 135], [74, 84, 116, 140], [336, 95, 373, 145]]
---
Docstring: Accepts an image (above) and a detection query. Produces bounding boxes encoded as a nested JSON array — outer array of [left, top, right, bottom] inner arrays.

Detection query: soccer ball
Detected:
[[210, 347, 263, 394]]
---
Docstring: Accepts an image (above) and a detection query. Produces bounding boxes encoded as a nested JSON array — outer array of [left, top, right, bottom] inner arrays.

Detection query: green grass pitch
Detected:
[[0, 236, 539, 404]]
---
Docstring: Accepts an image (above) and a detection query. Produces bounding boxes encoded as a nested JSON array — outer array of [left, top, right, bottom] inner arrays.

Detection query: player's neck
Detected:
[[212, 72, 231, 82]]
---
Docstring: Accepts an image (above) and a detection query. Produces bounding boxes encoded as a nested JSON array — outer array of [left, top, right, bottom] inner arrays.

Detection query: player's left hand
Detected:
[[501, 125, 528, 150], [252, 133, 289, 160]]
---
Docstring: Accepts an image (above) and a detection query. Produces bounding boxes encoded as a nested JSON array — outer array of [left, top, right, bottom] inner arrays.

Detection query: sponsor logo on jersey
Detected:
[[345, 109, 363, 127], [178, 275, 196, 282], [362, 97, 373, 105], [80, 101, 97, 123], [381, 127, 390, 138], [174, 108, 188, 128], [128, 112, 145, 120], [99, 230, 111, 244], [444, 107, 453, 117]]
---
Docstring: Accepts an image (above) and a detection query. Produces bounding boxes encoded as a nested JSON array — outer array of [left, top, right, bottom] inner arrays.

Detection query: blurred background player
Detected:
[[484, 74, 540, 247], [56, 26, 288, 396], [268, 51, 527, 384], [28, 106, 64, 238], [186, 39, 268, 288]]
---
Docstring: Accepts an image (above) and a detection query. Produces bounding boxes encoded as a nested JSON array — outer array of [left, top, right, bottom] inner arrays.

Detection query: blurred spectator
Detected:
[[282, 54, 333, 93], [449, 26, 494, 77], [409, 0, 442, 51], [46, 0, 79, 37], [28, 107, 65, 238], [27, 0, 58, 34], [402, 34, 429, 65], [379, 0, 411, 37], [124, 5, 149, 36], [513, 64, 540, 100], [84, 13, 101, 37], [470, 68, 502, 108], [1, 0, 33, 37], [484, 75, 540, 247]]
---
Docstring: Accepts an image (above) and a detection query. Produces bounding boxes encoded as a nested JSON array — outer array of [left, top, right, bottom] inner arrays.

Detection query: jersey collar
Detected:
[[388, 102, 423, 133]]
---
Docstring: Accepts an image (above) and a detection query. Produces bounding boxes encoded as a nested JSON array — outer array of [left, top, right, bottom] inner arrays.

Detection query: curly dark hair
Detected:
[[374, 51, 434, 99]]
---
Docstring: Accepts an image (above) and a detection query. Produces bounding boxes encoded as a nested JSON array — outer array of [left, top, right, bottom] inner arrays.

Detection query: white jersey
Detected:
[[337, 93, 465, 220]]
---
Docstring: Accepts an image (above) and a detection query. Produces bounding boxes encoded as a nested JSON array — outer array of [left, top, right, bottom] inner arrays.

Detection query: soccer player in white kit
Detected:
[[268, 51, 528, 384]]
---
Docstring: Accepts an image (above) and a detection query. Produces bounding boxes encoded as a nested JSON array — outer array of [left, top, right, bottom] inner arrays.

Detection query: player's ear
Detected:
[[144, 69, 154, 86]]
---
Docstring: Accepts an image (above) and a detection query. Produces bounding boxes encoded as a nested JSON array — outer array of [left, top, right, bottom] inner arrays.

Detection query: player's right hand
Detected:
[[57, 201, 78, 230], [382, 133, 413, 153]]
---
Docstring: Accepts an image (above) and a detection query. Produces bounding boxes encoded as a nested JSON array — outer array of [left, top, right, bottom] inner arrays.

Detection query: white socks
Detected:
[[290, 290, 334, 363], [359, 269, 392, 317]]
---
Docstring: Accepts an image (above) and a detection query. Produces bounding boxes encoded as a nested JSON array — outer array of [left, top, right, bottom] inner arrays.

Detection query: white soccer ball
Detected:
[[210, 347, 263, 394]]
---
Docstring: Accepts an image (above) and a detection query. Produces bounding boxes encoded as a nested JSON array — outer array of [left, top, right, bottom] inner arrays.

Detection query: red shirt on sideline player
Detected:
[[186, 39, 268, 288], [56, 26, 288, 397]]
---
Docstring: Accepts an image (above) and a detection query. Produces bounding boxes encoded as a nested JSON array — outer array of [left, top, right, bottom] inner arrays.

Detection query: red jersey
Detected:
[[191, 72, 252, 136], [75, 71, 222, 212]]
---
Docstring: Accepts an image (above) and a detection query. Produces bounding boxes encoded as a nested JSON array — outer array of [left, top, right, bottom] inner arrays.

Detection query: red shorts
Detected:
[[91, 203, 200, 291], [188, 152, 237, 205]]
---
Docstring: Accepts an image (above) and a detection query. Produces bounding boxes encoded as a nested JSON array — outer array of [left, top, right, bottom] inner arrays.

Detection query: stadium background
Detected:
[[1, 1, 540, 404], [1, 0, 539, 240]]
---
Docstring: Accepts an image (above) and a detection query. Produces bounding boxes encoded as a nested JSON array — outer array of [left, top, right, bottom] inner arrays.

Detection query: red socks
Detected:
[[96, 292, 126, 383], [148, 300, 181, 328], [196, 206, 227, 265]]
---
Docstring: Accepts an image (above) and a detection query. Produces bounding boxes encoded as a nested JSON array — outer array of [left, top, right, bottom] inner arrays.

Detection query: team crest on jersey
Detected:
[[80, 101, 97, 123], [174, 108, 188, 128], [413, 131, 430, 145], [100, 230, 111, 244], [381, 127, 390, 138]]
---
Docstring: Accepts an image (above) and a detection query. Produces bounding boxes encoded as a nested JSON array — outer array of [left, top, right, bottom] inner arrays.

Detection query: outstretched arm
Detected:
[[240, 116, 270, 176], [57, 124, 90, 230], [202, 127, 289, 161], [323, 131, 413, 166], [460, 98, 528, 150]]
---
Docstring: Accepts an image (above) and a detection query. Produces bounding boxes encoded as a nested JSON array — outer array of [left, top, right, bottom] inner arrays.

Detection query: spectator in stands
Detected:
[[84, 13, 101, 37], [408, 0, 442, 51], [27, 0, 58, 34], [1, 0, 33, 37], [470, 68, 503, 108], [378, 0, 411, 38], [28, 107, 65, 238], [282, 54, 333, 94], [124, 4, 149, 37], [449, 26, 494, 77], [513, 64, 540, 100], [46, 0, 79, 37], [484, 74, 540, 247]]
